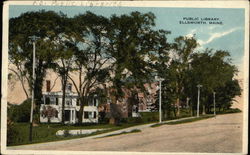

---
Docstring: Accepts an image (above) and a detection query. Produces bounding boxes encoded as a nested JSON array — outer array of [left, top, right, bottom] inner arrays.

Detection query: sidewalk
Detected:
[[8, 116, 199, 150]]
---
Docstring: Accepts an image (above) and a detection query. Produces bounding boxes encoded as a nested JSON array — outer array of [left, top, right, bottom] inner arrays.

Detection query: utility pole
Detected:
[[159, 80, 162, 123], [29, 35, 39, 142], [156, 76, 164, 123], [197, 84, 202, 117], [213, 91, 216, 116]]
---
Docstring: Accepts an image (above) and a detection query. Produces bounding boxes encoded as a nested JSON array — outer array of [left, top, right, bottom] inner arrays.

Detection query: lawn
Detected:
[[8, 123, 114, 146], [151, 115, 214, 127], [8, 108, 240, 146], [8, 122, 148, 146], [8, 115, 158, 146]]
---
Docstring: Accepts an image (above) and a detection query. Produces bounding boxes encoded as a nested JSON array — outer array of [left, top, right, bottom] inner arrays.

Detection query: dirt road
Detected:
[[8, 113, 243, 153]]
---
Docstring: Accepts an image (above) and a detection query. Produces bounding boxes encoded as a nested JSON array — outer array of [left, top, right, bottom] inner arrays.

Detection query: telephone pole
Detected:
[[197, 84, 202, 117], [29, 35, 39, 142], [213, 91, 216, 116]]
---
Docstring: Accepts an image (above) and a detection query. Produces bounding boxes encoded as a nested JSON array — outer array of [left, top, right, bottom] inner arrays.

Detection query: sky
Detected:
[[9, 5, 245, 74]]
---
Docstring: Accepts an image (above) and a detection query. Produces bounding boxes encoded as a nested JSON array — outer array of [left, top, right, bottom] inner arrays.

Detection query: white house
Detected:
[[40, 83, 99, 124]]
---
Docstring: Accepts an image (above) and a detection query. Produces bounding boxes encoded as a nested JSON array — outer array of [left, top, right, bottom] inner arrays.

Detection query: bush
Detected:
[[120, 118, 128, 123], [8, 99, 31, 122], [217, 108, 242, 114], [134, 117, 143, 123]]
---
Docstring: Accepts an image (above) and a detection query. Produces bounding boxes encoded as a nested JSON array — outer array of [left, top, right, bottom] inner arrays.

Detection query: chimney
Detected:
[[46, 80, 51, 92]]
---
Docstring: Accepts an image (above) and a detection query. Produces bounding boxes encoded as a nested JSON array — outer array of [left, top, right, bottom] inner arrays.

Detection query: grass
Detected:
[[97, 129, 141, 138], [139, 112, 159, 122], [8, 123, 136, 146], [151, 115, 214, 127], [8, 108, 240, 146], [166, 115, 214, 125], [8, 119, 154, 146]]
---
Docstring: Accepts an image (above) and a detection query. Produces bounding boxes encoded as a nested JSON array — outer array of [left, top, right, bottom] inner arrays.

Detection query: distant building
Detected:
[[40, 82, 99, 124], [100, 83, 158, 119]]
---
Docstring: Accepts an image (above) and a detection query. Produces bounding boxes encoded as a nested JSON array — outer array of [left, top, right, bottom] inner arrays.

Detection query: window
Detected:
[[76, 98, 80, 106], [88, 99, 93, 106], [66, 83, 72, 92], [93, 98, 97, 106], [45, 97, 50, 105], [84, 112, 89, 119], [65, 110, 70, 121], [56, 98, 58, 105], [94, 112, 96, 119], [66, 99, 72, 106], [46, 80, 51, 92], [89, 112, 93, 118], [50, 97, 56, 104]]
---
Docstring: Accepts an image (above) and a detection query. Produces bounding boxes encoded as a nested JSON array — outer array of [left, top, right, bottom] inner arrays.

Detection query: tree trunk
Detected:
[[78, 98, 84, 124], [163, 110, 167, 120], [78, 97, 88, 124], [48, 117, 51, 128], [78, 105, 83, 124], [186, 97, 190, 108], [202, 104, 206, 115], [190, 102, 193, 116], [61, 77, 67, 124], [173, 107, 177, 118], [34, 63, 45, 107], [176, 98, 180, 117]]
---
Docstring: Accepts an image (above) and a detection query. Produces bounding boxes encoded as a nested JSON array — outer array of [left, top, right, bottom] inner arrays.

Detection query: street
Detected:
[[8, 113, 243, 153]]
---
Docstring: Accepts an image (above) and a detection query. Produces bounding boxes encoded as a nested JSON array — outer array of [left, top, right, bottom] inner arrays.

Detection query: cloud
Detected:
[[185, 29, 197, 38], [208, 25, 220, 30], [198, 27, 242, 46]]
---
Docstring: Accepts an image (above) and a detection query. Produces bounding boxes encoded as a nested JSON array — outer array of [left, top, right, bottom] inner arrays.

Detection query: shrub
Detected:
[[8, 99, 31, 122], [134, 117, 143, 123]]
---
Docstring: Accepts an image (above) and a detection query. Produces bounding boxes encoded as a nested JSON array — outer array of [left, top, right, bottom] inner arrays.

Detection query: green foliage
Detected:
[[190, 49, 241, 112], [7, 120, 147, 146], [9, 10, 242, 130], [9, 10, 66, 107], [107, 11, 170, 99], [8, 99, 31, 122], [216, 108, 241, 114], [215, 80, 241, 111]]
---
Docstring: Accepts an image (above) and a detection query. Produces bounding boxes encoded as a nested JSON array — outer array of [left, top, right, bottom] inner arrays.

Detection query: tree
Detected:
[[52, 15, 75, 124], [190, 49, 239, 113], [107, 11, 170, 103], [9, 10, 63, 107], [170, 36, 198, 116], [68, 12, 111, 124], [215, 79, 241, 112], [41, 106, 58, 125]]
